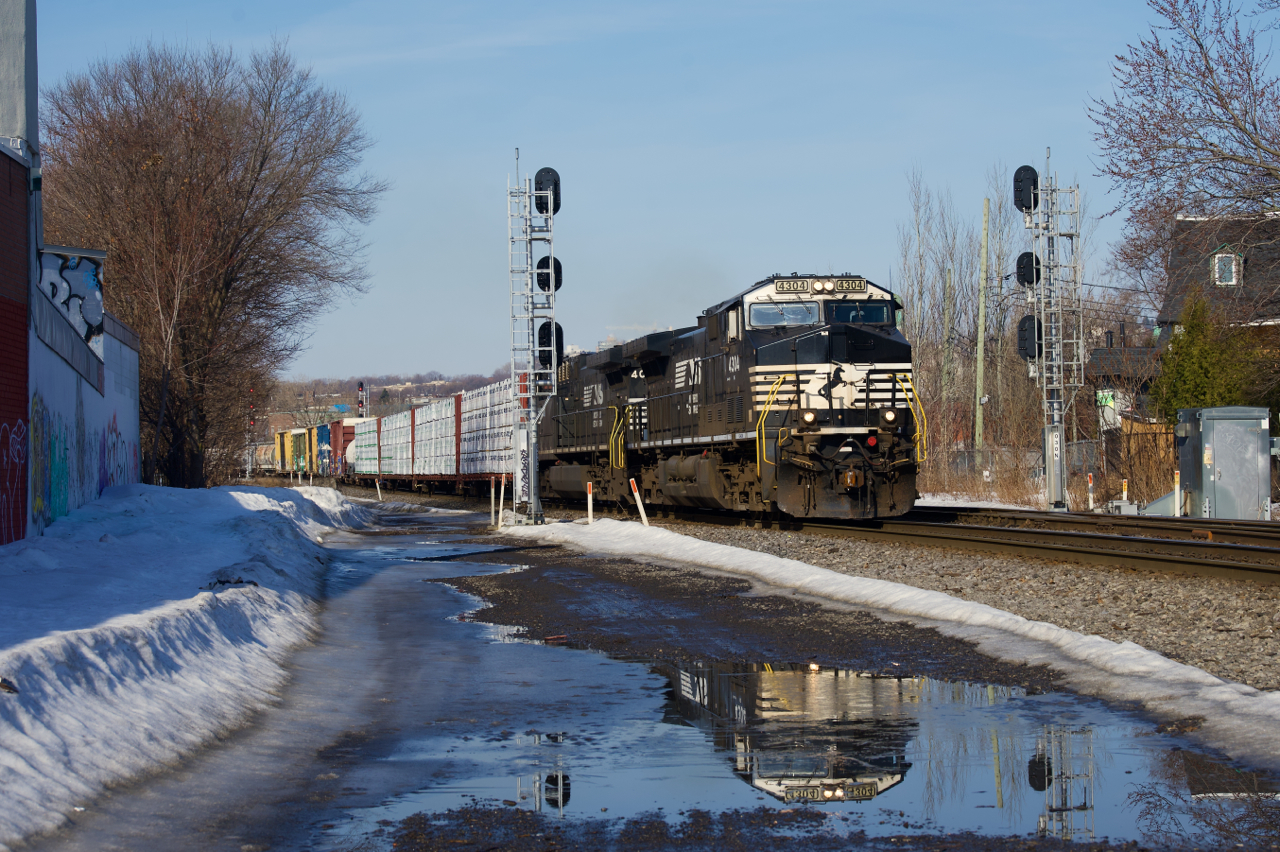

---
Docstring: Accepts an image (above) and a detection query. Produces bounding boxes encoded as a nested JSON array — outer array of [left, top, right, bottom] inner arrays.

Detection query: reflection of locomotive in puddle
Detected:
[[658, 661, 919, 804]]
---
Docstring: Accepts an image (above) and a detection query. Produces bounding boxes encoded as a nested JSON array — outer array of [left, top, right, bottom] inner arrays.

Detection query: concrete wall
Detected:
[[28, 301, 140, 536], [28, 248, 140, 535]]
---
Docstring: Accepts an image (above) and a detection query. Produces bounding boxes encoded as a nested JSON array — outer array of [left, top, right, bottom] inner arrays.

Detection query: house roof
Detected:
[[1159, 216, 1280, 325], [1085, 346, 1161, 381]]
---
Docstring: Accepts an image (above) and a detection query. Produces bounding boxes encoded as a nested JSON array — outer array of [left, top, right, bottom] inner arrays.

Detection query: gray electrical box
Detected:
[[1175, 407, 1271, 520]]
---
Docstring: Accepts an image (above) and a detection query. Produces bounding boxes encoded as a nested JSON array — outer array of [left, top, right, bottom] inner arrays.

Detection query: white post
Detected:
[[1122, 478, 1129, 503], [375, 479, 382, 501], [1087, 472, 1094, 511], [309, 474, 313, 487], [630, 477, 649, 527], [587, 481, 594, 524], [498, 476, 506, 527], [1174, 469, 1181, 517], [491, 477, 496, 526]]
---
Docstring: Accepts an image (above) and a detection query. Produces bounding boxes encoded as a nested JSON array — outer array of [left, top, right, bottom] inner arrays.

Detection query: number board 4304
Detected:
[[834, 278, 867, 292], [774, 278, 868, 294]]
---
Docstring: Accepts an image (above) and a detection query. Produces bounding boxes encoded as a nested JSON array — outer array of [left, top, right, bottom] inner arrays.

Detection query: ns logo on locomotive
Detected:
[[541, 274, 923, 519]]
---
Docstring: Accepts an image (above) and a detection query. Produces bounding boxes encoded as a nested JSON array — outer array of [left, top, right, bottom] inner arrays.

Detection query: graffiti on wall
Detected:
[[0, 419, 27, 544], [38, 251, 104, 353], [30, 389, 139, 535]]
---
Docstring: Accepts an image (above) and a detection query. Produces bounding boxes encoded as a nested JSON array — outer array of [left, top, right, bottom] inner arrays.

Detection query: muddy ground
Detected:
[[385, 804, 1157, 852], [438, 537, 1063, 693], [368, 537, 1195, 852]]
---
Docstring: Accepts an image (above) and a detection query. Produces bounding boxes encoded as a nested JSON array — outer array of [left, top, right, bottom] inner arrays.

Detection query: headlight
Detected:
[[802, 411, 816, 424], [883, 409, 897, 424]]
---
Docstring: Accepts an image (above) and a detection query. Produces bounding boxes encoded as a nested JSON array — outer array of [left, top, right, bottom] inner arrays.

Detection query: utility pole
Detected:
[[942, 266, 954, 397], [975, 198, 989, 462]]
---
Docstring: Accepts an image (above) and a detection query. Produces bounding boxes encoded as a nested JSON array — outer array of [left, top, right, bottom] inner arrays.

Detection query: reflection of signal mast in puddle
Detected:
[[514, 732, 571, 818], [1032, 725, 1096, 841]]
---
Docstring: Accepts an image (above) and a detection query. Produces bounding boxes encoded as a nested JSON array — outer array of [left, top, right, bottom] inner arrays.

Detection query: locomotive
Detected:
[[541, 273, 923, 519]]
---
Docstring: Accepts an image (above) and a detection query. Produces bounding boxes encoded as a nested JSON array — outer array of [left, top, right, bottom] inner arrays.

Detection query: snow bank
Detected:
[[507, 518, 1280, 772], [916, 493, 1034, 511], [0, 485, 372, 850]]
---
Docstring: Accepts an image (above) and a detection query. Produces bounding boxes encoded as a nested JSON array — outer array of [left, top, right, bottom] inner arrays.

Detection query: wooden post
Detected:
[[976, 199, 989, 461], [498, 476, 506, 527], [630, 478, 649, 527]]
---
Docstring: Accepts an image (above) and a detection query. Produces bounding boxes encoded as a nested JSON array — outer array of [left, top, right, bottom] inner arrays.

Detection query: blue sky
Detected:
[[37, 0, 1157, 378]]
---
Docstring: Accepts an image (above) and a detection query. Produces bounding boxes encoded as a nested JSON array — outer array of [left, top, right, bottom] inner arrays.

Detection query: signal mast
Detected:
[[509, 152, 563, 524], [1013, 149, 1084, 512]]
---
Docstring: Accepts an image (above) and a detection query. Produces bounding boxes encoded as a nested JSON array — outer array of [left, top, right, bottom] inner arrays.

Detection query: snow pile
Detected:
[[0, 485, 372, 850], [508, 518, 1280, 771], [916, 493, 1034, 511]]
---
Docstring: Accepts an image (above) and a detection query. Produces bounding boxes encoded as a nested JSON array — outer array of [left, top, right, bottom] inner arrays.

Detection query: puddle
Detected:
[[326, 640, 1280, 849]]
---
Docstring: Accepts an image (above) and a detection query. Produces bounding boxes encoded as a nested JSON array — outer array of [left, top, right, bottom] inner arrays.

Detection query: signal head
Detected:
[[1013, 165, 1039, 212], [536, 255, 563, 292], [1016, 251, 1041, 286], [534, 167, 561, 215]]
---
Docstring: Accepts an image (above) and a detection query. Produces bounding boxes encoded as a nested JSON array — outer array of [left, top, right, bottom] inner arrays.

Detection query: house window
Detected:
[[1214, 252, 1241, 286]]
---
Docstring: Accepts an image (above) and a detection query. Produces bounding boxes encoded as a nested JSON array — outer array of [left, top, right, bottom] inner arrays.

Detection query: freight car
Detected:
[[320, 272, 922, 520], [542, 273, 923, 519]]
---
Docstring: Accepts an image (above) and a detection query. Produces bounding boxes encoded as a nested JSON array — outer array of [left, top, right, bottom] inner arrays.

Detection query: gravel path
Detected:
[[333, 484, 1280, 691]]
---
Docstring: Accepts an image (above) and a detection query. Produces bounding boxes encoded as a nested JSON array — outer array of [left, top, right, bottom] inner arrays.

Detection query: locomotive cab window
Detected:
[[827, 300, 893, 325], [749, 301, 820, 328]]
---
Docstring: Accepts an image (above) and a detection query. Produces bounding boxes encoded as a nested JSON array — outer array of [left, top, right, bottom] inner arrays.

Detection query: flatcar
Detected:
[[541, 273, 923, 519]]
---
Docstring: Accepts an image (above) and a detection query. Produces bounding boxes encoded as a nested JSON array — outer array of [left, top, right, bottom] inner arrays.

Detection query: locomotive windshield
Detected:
[[827, 300, 893, 325], [749, 301, 820, 327]]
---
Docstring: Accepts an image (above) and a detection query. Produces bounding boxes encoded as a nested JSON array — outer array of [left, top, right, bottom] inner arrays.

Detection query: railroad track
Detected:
[[574, 502, 1280, 585]]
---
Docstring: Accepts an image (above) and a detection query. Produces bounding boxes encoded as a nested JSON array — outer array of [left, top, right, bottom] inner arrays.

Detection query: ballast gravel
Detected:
[[655, 521, 1280, 692]]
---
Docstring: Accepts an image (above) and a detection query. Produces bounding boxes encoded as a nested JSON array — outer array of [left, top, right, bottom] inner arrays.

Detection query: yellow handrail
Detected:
[[893, 373, 928, 462], [607, 405, 620, 469], [614, 404, 630, 469], [755, 374, 791, 478]]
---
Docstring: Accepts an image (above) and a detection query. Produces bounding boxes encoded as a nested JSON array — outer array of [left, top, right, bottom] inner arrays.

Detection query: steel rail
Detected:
[[792, 518, 1280, 584], [905, 506, 1280, 549]]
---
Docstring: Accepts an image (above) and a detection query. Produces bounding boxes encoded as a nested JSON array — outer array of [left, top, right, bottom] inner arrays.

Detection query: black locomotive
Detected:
[[540, 273, 922, 519]]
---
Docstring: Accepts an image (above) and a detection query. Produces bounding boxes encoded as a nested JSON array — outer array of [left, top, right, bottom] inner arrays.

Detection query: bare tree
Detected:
[[41, 41, 386, 487], [1091, 0, 1280, 215]]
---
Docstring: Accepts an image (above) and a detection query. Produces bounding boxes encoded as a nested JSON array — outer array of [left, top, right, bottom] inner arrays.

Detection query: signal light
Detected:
[[1017, 314, 1043, 360], [537, 320, 564, 368], [1013, 165, 1039, 212], [536, 256, 563, 292], [1016, 252, 1041, 286], [534, 167, 561, 215]]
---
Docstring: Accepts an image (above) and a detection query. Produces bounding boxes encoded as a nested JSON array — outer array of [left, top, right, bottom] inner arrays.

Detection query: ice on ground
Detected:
[[507, 517, 1280, 773], [0, 485, 373, 851]]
